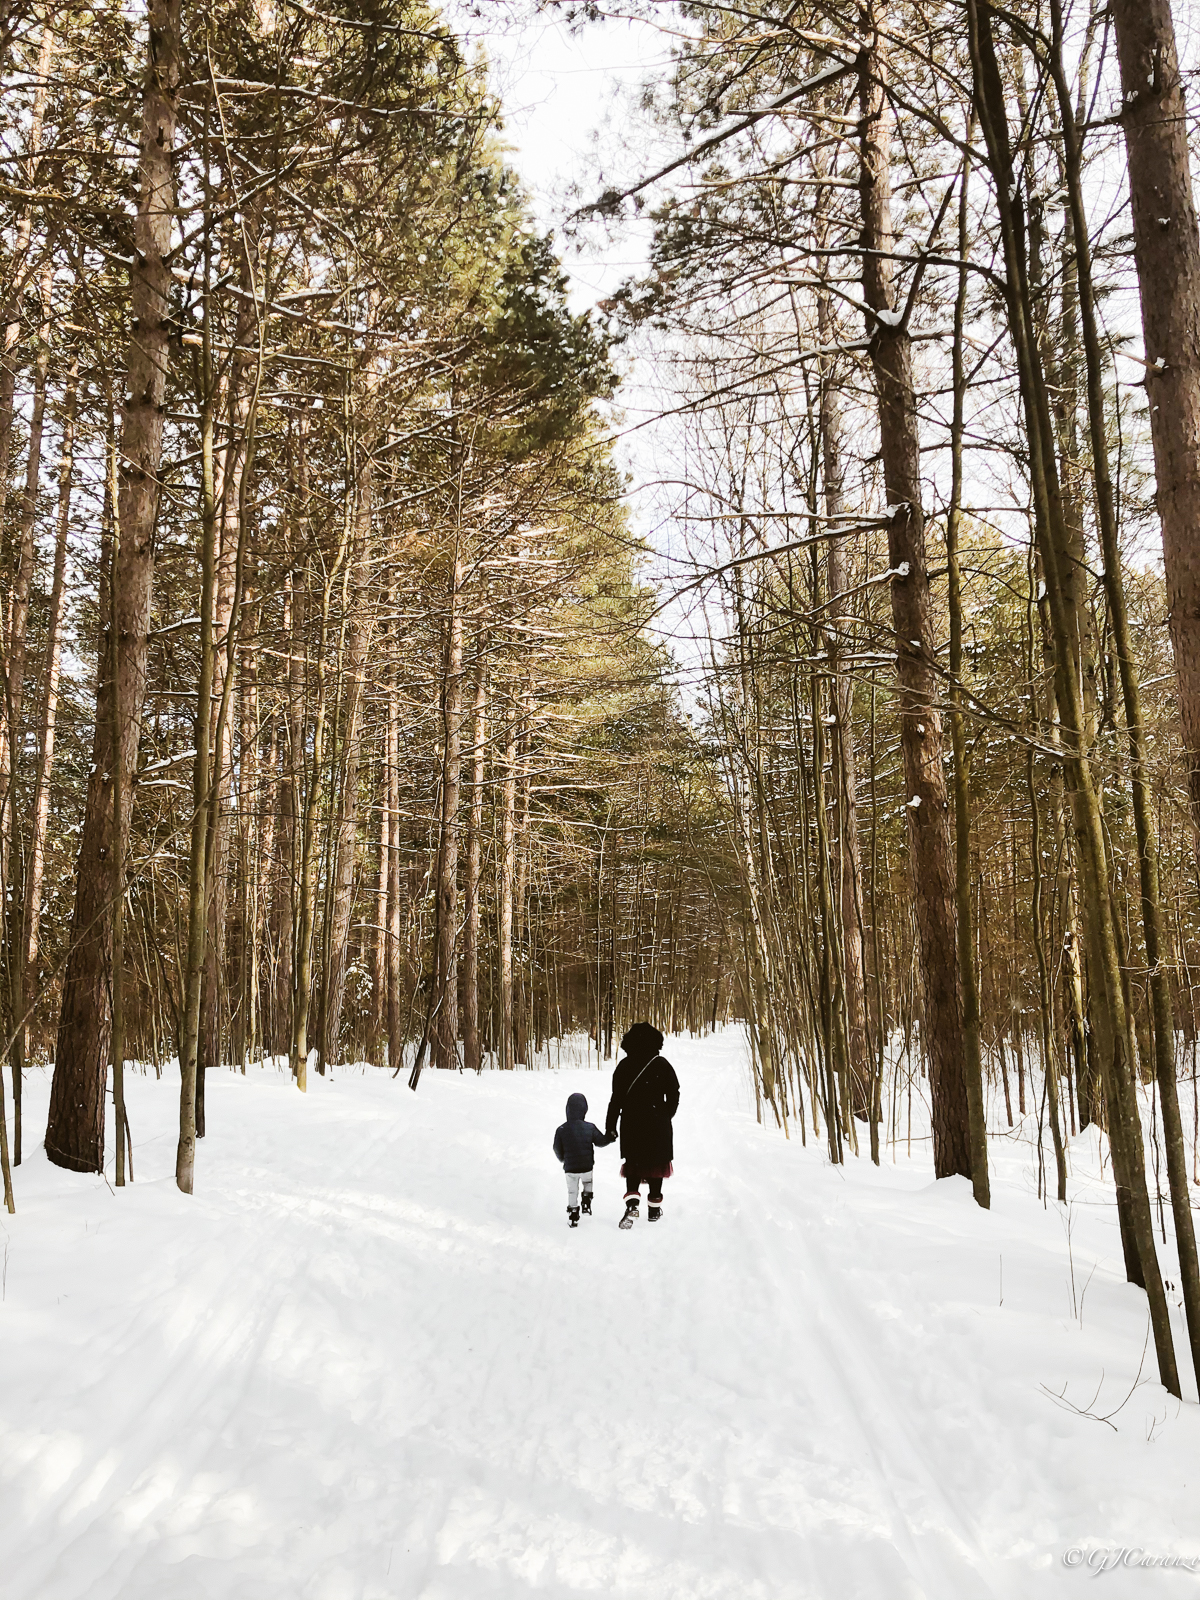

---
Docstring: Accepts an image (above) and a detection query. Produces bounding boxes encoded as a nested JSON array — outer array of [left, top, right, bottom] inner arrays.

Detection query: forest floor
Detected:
[[2, 1029, 1199, 1600]]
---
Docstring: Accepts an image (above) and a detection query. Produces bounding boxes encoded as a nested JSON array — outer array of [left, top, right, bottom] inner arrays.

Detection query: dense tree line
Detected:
[[5, 0, 1200, 1408], [0, 0, 730, 1208], [585, 0, 1200, 1396]]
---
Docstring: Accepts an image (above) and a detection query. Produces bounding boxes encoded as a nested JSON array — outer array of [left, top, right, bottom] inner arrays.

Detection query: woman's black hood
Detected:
[[619, 1022, 664, 1062]]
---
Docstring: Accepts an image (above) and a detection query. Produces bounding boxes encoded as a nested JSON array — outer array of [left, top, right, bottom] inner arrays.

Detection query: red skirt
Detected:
[[620, 1161, 673, 1183]]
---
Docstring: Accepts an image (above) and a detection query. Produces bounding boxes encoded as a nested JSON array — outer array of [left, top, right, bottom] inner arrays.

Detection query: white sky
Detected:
[[447, 2, 706, 672], [450, 3, 669, 309]]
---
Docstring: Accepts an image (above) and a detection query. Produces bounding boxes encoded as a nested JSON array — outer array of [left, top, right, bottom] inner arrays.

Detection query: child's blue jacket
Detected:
[[553, 1093, 613, 1173]]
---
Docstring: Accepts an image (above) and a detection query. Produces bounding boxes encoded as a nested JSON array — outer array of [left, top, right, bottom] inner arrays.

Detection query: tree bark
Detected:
[[431, 545, 464, 1069], [1108, 0, 1200, 854], [968, 0, 1180, 1397], [177, 203, 222, 1195], [234, 585, 261, 1069], [1, 263, 51, 897], [857, 10, 971, 1179], [946, 137, 990, 1207], [6, 268, 53, 1163], [198, 215, 262, 1120], [368, 721, 388, 1066], [385, 622, 404, 1072], [498, 696, 517, 1071], [290, 425, 350, 1092], [462, 648, 487, 1073], [271, 564, 302, 1055], [320, 534, 370, 1069], [15, 354, 76, 1162], [1051, 0, 1200, 1386], [46, 0, 181, 1173], [816, 283, 870, 1123]]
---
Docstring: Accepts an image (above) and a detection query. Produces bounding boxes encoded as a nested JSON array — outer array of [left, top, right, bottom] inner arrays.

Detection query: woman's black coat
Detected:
[[605, 1054, 680, 1169]]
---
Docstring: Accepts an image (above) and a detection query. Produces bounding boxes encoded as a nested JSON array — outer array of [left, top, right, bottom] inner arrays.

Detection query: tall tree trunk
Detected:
[[810, 665, 849, 1160], [513, 695, 533, 1065], [46, 0, 181, 1173], [320, 506, 372, 1069], [198, 219, 262, 1121], [368, 726, 388, 1066], [1108, 0, 1200, 858], [968, 0, 1180, 1397], [15, 354, 76, 1162], [816, 282, 870, 1123], [431, 545, 464, 1069], [857, 10, 971, 1179], [290, 437, 349, 1092], [1051, 3, 1200, 1386], [234, 586, 261, 1069], [1022, 60, 1110, 1141], [177, 195, 222, 1195], [6, 269, 53, 1164], [320, 575, 369, 1069], [271, 565, 302, 1055], [498, 695, 517, 1071], [321, 302, 379, 1070], [1028, 739, 1068, 1203], [946, 136, 990, 1207], [1, 263, 51, 899], [385, 621, 404, 1072], [462, 648, 486, 1073]]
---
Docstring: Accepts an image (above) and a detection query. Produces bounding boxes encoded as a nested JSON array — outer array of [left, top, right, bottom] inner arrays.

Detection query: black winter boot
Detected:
[[581, 1191, 593, 1215], [568, 1207, 580, 1228], [619, 1198, 639, 1230], [648, 1203, 662, 1222]]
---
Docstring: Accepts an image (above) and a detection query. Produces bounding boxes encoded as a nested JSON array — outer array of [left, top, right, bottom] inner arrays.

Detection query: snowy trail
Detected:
[[2, 1031, 1198, 1600]]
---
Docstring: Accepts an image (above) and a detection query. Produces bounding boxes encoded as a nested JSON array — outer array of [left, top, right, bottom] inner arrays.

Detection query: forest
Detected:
[[1, 0, 1200, 1523], [0, 0, 731, 1199]]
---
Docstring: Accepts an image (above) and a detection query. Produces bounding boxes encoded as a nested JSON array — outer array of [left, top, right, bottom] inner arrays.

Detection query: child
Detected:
[[553, 1093, 613, 1227]]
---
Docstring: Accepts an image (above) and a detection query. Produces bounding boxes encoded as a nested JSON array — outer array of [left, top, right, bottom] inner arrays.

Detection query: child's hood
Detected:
[[565, 1092, 588, 1122]]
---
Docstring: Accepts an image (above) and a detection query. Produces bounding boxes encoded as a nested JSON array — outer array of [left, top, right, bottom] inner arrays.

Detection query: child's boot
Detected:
[[581, 1190, 593, 1215], [619, 1197, 639, 1230], [648, 1202, 662, 1222], [568, 1206, 580, 1228]]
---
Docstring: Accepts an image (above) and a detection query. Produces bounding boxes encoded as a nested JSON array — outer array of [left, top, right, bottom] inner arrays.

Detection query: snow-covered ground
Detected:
[[2, 1029, 1197, 1600]]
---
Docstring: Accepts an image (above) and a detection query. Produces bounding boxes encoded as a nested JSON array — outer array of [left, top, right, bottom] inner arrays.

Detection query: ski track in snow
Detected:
[[2, 1029, 1197, 1599]]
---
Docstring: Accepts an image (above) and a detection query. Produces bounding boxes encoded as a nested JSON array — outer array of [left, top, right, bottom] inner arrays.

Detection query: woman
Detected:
[[604, 1022, 680, 1228]]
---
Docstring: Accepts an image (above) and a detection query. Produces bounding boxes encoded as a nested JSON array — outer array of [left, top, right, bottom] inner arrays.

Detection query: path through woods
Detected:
[[2, 1033, 1197, 1599]]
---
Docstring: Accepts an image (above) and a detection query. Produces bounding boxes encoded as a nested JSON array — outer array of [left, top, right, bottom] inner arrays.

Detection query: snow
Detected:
[[2, 1030, 1198, 1599]]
